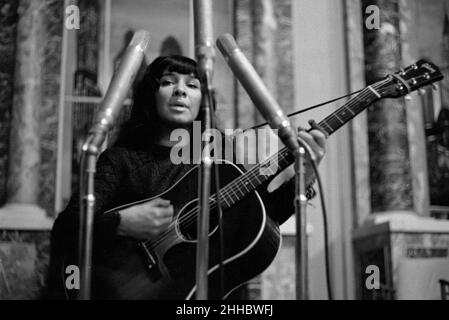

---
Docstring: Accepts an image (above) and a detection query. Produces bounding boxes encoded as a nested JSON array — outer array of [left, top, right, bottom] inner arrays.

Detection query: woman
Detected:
[[46, 55, 326, 299]]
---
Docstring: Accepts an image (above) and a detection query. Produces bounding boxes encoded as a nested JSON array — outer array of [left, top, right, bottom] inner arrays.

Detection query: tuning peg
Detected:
[[432, 84, 439, 91], [418, 88, 427, 96], [405, 94, 412, 101]]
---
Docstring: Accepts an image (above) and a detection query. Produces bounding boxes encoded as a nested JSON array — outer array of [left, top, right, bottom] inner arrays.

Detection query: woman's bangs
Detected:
[[165, 59, 198, 78]]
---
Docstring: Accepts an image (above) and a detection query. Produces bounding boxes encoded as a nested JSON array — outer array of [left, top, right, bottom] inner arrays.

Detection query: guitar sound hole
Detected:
[[176, 199, 220, 241]]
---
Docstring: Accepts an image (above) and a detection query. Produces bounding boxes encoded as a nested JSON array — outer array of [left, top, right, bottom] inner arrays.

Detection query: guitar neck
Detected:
[[214, 85, 381, 207], [315, 86, 381, 136]]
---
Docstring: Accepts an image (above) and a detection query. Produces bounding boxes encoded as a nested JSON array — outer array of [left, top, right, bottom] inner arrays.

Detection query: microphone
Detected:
[[216, 33, 300, 153], [193, 0, 215, 81], [84, 30, 150, 153]]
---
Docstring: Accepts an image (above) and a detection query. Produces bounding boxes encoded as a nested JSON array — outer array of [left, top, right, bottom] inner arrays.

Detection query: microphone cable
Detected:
[[309, 158, 333, 300], [237, 89, 360, 300], [235, 88, 368, 299], [297, 134, 333, 301], [221, 88, 357, 299]]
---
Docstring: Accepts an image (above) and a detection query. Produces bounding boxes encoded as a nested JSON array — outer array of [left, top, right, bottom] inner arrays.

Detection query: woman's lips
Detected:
[[169, 101, 188, 108], [169, 103, 189, 112]]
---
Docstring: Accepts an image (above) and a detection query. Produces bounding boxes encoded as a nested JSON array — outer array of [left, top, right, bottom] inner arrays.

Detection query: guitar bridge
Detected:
[[138, 242, 162, 281]]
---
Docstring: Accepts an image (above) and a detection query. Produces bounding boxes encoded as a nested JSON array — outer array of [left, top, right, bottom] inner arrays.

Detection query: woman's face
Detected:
[[155, 71, 202, 127]]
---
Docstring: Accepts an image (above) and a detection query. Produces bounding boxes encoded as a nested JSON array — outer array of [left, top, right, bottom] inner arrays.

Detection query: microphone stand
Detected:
[[294, 140, 309, 300], [196, 76, 214, 300], [75, 30, 150, 300], [193, 0, 215, 300], [77, 138, 102, 300]]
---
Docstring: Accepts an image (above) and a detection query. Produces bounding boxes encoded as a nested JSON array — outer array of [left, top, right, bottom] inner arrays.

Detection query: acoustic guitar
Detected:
[[63, 60, 443, 299]]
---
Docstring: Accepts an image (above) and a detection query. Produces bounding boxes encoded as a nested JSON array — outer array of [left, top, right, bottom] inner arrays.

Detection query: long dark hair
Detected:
[[114, 55, 202, 149]]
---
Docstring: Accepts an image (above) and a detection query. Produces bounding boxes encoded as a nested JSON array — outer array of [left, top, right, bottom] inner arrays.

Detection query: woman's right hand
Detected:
[[117, 197, 174, 240]]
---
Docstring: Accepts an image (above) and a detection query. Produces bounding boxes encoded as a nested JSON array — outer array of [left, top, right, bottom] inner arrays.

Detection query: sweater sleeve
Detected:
[[258, 177, 317, 225], [257, 178, 295, 225], [226, 132, 316, 226]]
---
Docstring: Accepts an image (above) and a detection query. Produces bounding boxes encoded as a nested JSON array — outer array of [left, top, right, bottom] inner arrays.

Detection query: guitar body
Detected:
[[65, 160, 281, 300]]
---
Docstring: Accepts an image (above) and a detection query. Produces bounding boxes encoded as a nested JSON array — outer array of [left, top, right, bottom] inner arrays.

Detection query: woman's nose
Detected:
[[173, 83, 187, 96]]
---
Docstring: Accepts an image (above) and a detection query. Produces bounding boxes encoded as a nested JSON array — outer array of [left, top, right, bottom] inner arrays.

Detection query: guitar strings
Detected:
[[154, 76, 389, 231], [142, 128, 292, 248], [143, 80, 389, 250], [144, 147, 290, 250], [143, 81, 386, 250], [143, 81, 386, 251], [149, 72, 436, 251], [149, 71, 438, 250]]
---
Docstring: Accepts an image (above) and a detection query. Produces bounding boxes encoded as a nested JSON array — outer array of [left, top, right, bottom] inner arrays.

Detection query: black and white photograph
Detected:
[[0, 0, 448, 308]]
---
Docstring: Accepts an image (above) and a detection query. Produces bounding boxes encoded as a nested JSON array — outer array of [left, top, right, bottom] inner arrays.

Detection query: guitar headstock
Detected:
[[376, 59, 444, 99]]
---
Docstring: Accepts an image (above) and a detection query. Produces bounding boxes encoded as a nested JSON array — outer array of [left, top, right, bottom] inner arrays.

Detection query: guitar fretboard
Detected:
[[211, 85, 381, 207]]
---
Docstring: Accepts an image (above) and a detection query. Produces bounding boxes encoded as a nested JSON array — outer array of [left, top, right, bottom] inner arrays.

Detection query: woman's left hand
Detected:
[[297, 128, 327, 165], [299, 128, 327, 187], [267, 127, 327, 192]]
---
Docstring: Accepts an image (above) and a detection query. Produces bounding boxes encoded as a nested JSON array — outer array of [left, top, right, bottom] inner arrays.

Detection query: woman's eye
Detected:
[[188, 83, 199, 88], [160, 80, 173, 86]]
